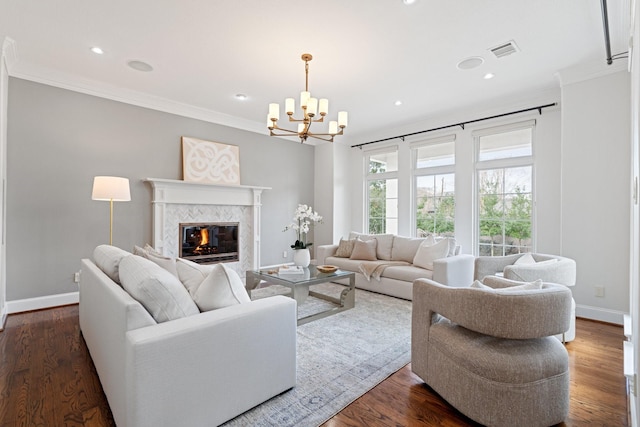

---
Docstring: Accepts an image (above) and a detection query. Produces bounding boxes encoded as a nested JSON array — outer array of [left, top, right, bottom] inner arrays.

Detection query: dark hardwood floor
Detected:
[[0, 305, 628, 426]]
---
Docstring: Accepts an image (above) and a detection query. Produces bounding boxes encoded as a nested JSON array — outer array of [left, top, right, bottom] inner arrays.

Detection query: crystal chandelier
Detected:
[[268, 53, 348, 143]]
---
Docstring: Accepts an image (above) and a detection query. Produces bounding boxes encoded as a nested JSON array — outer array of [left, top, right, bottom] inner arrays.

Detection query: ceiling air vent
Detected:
[[489, 40, 520, 58]]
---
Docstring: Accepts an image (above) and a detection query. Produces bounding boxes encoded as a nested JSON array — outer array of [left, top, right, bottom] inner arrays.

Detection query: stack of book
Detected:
[[279, 265, 304, 275]]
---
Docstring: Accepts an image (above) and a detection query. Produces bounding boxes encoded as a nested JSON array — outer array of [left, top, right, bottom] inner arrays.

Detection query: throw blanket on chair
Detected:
[[359, 261, 410, 281]]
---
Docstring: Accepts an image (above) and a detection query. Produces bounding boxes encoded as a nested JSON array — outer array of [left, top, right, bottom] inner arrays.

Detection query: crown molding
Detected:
[[555, 59, 629, 87], [1, 38, 17, 72], [7, 58, 268, 137]]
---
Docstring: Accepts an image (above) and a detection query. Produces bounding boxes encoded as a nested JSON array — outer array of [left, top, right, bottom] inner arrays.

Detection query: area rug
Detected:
[[222, 282, 412, 427]]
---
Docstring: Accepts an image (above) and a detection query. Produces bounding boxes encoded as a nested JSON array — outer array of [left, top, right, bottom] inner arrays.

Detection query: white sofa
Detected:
[[79, 246, 297, 427], [316, 233, 475, 300]]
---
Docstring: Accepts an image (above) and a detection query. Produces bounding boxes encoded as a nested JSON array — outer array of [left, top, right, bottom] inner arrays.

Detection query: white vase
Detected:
[[293, 248, 311, 268]]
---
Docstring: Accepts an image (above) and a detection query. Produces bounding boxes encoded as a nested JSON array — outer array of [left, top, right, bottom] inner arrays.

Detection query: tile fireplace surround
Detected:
[[144, 178, 270, 279]]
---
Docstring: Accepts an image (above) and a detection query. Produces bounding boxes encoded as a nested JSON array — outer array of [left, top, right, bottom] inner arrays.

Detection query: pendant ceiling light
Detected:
[[268, 53, 348, 143]]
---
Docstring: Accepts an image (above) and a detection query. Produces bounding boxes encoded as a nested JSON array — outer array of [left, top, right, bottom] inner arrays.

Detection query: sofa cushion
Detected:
[[413, 238, 451, 270], [380, 265, 434, 282], [391, 236, 433, 263], [119, 255, 200, 323], [133, 244, 179, 278], [335, 238, 356, 258], [93, 244, 130, 285], [350, 238, 378, 261], [349, 232, 394, 260], [324, 256, 366, 272], [175, 258, 250, 311]]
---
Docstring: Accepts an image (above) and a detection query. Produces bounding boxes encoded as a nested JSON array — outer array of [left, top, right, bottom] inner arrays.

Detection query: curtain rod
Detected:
[[350, 102, 558, 149]]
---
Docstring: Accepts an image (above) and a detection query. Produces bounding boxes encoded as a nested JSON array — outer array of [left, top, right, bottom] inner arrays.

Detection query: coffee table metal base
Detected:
[[246, 270, 355, 325]]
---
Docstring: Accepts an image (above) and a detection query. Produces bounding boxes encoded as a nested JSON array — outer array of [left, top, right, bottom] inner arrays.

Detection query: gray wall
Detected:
[[7, 77, 314, 300]]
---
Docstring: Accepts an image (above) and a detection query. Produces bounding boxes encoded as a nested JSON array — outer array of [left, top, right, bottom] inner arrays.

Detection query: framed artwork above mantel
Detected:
[[181, 136, 241, 185]]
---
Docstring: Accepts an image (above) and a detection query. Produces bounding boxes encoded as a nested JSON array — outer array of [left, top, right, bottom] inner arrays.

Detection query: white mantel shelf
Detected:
[[144, 178, 271, 206], [143, 178, 271, 272]]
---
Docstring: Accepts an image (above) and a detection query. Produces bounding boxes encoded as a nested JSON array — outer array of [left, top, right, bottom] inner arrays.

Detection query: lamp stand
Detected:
[[109, 198, 114, 246]]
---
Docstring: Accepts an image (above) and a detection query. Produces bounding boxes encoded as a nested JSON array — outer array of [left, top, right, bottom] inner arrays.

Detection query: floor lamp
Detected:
[[91, 176, 131, 246]]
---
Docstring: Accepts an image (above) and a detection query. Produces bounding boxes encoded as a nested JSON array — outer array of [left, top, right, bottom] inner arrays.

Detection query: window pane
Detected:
[[478, 128, 532, 161], [369, 151, 398, 174], [415, 141, 455, 168], [368, 178, 398, 234], [477, 166, 532, 255], [415, 173, 455, 237]]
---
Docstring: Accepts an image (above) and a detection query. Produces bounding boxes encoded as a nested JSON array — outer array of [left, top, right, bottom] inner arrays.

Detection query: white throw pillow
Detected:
[[119, 255, 200, 323], [176, 258, 213, 295], [193, 264, 251, 311], [470, 280, 492, 290], [133, 244, 179, 278], [176, 258, 250, 311], [514, 253, 536, 265], [413, 238, 450, 270], [93, 244, 130, 285]]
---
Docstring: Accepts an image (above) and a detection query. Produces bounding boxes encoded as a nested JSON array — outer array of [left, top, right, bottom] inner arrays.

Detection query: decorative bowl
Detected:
[[317, 265, 338, 273]]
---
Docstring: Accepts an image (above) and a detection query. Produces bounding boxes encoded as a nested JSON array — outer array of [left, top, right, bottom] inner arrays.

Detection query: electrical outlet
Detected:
[[283, 250, 288, 258], [595, 286, 605, 297], [74, 271, 81, 283]]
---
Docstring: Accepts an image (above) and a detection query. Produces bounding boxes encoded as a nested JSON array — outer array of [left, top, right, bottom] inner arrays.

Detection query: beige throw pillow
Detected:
[[470, 280, 492, 290], [349, 238, 378, 261], [413, 238, 450, 270], [335, 238, 356, 258]]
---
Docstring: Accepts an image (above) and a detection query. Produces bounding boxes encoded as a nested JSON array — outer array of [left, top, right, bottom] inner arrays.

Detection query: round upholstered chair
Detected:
[[411, 277, 572, 427]]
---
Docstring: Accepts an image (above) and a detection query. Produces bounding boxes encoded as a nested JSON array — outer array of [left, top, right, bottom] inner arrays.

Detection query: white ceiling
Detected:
[[0, 0, 632, 145]]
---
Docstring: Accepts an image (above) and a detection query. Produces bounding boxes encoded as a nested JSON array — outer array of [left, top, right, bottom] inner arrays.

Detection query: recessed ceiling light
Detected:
[[127, 60, 154, 72], [394, 100, 403, 106], [456, 56, 484, 70], [484, 73, 495, 80], [90, 46, 104, 55], [235, 94, 248, 101], [403, 0, 416, 4]]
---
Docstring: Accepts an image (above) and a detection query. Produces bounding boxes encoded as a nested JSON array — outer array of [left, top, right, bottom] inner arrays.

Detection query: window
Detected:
[[366, 149, 398, 234], [413, 138, 455, 238], [476, 122, 534, 256]]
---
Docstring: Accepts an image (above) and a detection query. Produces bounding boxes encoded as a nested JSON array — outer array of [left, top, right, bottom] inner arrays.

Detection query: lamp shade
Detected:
[[91, 176, 131, 201]]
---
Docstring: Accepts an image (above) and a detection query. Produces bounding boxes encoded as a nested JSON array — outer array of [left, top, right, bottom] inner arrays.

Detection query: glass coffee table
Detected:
[[246, 265, 356, 325]]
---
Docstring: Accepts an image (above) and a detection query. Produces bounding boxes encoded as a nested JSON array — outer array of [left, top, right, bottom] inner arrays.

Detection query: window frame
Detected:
[[474, 121, 536, 256], [364, 146, 399, 235], [411, 135, 456, 238]]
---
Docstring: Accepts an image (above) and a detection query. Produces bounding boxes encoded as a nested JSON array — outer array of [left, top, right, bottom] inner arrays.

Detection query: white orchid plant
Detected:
[[283, 204, 323, 249]]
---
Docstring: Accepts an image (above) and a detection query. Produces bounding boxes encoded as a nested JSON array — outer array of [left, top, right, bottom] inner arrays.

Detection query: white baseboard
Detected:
[[576, 303, 626, 325], [6, 291, 79, 314]]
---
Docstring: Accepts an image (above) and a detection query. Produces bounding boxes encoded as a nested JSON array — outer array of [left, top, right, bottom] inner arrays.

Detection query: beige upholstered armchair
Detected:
[[474, 253, 577, 341], [411, 277, 572, 427]]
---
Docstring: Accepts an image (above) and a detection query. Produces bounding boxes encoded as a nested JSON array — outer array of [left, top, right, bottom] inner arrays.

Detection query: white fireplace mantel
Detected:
[[144, 178, 271, 272]]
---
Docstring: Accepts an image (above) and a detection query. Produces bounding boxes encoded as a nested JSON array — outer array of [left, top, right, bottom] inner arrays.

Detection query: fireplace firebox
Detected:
[[179, 222, 239, 264]]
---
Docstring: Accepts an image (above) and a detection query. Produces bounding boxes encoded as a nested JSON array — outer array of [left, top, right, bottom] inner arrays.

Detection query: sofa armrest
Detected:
[[432, 254, 475, 287], [124, 296, 297, 427], [316, 244, 339, 265]]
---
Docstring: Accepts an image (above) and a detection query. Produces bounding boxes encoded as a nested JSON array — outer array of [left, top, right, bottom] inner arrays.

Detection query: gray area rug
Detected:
[[222, 282, 412, 427]]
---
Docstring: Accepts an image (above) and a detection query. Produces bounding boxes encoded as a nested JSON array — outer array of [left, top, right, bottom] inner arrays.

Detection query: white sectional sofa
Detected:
[[79, 245, 297, 427], [316, 233, 475, 300]]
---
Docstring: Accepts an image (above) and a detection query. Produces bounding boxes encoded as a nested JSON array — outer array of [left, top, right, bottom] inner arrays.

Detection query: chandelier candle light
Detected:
[[268, 53, 348, 143]]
